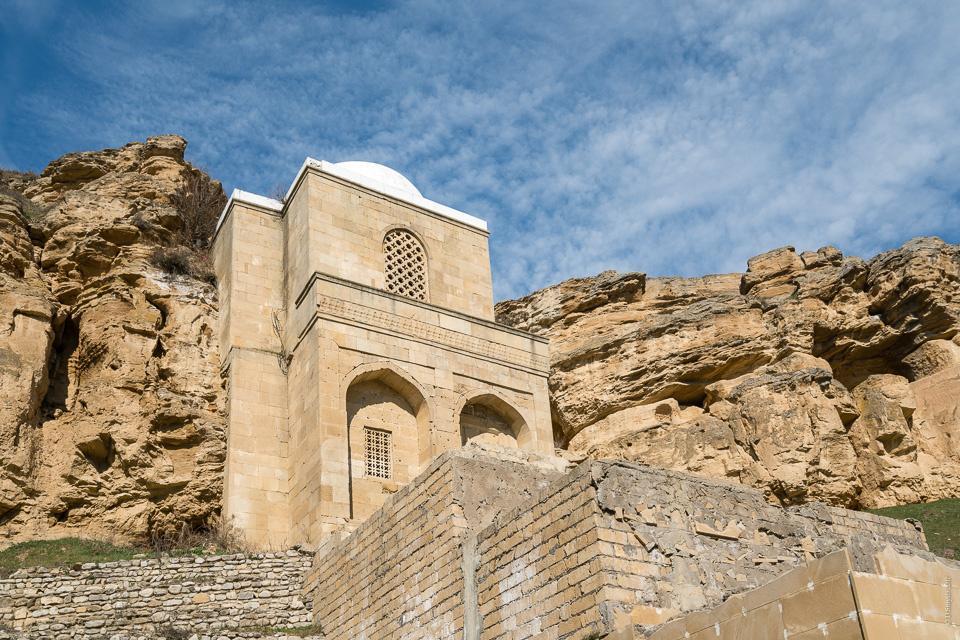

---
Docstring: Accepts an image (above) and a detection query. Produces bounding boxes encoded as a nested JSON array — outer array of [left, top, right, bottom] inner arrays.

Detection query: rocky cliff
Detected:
[[496, 239, 960, 509], [3, 137, 957, 545], [0, 136, 225, 544]]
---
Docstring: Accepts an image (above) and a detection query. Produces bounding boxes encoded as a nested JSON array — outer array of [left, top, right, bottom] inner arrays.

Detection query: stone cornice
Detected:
[[291, 271, 550, 375]]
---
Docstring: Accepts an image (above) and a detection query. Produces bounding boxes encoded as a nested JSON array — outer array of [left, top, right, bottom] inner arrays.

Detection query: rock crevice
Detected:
[[0, 136, 226, 543]]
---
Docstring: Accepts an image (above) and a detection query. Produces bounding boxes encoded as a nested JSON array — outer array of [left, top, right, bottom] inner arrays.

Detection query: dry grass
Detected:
[[149, 514, 250, 557], [0, 183, 51, 222], [270, 182, 288, 204], [148, 245, 216, 284], [0, 167, 38, 191], [148, 169, 225, 284], [171, 170, 226, 251], [250, 623, 325, 637]]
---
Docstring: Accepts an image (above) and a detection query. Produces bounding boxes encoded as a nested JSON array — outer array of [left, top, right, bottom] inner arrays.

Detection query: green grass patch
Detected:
[[868, 498, 960, 558], [250, 624, 324, 637], [0, 525, 251, 578], [0, 538, 143, 577]]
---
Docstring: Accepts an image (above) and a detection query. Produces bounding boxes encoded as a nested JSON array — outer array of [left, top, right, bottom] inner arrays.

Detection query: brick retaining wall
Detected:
[[304, 448, 929, 640], [475, 460, 929, 639], [305, 446, 568, 640]]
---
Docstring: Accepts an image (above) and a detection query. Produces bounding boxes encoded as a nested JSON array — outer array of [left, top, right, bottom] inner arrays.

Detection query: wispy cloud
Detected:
[[2, 0, 959, 299]]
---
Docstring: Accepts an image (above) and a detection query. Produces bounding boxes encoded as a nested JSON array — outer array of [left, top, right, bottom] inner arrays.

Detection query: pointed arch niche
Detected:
[[344, 364, 432, 521], [458, 392, 530, 450]]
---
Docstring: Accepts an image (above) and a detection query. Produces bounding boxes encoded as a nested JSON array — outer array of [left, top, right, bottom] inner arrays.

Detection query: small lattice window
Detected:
[[364, 428, 392, 479], [383, 229, 427, 301]]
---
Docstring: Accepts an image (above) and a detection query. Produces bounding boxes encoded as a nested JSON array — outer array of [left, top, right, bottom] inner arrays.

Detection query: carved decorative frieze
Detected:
[[315, 294, 549, 372]]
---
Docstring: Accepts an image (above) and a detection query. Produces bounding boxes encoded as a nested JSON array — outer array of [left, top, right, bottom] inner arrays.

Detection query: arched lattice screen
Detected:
[[383, 229, 428, 301]]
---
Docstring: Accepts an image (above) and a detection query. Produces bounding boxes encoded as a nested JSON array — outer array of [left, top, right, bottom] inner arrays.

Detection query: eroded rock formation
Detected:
[[0, 136, 225, 543], [4, 134, 958, 544], [496, 238, 960, 508]]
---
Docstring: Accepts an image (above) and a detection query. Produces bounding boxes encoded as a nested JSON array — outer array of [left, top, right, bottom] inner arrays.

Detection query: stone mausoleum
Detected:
[[5, 154, 958, 640], [212, 159, 553, 546]]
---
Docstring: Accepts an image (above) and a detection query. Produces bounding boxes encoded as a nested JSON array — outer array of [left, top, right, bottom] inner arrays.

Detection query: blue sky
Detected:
[[2, 1, 960, 300]]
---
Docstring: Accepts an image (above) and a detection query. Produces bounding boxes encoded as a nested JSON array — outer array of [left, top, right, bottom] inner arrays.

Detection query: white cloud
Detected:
[[4, 0, 960, 299]]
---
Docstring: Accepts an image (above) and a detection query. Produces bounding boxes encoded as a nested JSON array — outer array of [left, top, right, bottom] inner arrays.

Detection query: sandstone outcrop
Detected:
[[4, 134, 958, 542], [0, 137, 225, 544], [496, 238, 960, 508]]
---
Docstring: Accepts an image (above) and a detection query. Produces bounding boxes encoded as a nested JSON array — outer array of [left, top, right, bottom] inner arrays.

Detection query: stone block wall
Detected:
[[476, 463, 604, 639], [286, 272, 554, 546], [0, 448, 937, 639], [223, 347, 291, 546], [648, 550, 862, 639], [473, 460, 927, 639], [854, 546, 960, 638], [308, 456, 467, 639], [288, 170, 496, 320], [305, 446, 570, 640], [213, 199, 291, 547], [0, 550, 313, 639], [302, 448, 930, 640], [588, 462, 924, 629], [215, 169, 554, 550], [648, 546, 960, 639]]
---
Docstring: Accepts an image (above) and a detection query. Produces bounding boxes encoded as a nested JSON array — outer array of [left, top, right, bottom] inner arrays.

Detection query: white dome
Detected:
[[330, 161, 422, 198]]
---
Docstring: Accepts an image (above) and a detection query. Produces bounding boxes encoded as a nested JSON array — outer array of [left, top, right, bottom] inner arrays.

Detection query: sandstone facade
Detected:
[[496, 239, 960, 509], [213, 160, 552, 547], [0, 137, 226, 543]]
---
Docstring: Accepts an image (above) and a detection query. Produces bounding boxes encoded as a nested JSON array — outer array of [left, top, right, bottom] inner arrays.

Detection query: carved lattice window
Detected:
[[383, 229, 427, 301], [364, 427, 392, 479]]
